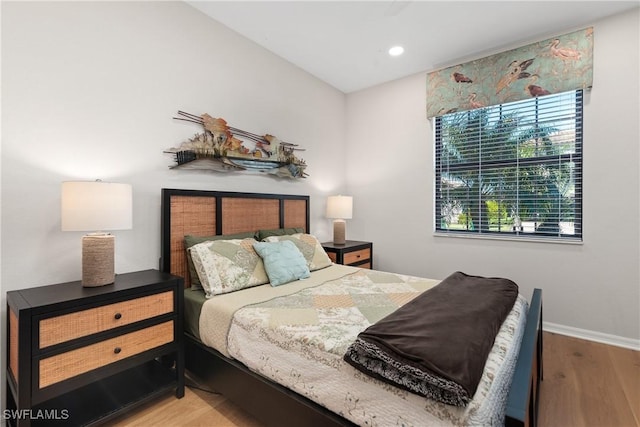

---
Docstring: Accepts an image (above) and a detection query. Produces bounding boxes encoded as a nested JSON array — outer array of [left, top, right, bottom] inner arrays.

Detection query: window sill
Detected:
[[433, 231, 583, 245]]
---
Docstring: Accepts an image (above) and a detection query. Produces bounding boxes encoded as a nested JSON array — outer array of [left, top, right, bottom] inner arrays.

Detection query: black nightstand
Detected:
[[322, 240, 373, 269], [5, 269, 184, 427]]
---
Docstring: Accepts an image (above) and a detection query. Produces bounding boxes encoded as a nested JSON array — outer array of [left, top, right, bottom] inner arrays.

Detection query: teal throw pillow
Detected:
[[253, 240, 311, 287]]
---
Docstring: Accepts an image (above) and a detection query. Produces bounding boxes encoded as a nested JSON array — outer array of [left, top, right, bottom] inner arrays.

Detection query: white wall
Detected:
[[1, 0, 347, 286], [345, 9, 640, 345], [1, 0, 346, 411]]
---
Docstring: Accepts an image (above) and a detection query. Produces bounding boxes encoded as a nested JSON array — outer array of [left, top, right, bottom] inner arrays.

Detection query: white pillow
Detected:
[[262, 233, 332, 271]]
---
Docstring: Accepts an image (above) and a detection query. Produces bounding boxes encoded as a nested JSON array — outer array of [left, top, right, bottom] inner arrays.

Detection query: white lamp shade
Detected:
[[61, 181, 133, 231], [326, 195, 353, 219]]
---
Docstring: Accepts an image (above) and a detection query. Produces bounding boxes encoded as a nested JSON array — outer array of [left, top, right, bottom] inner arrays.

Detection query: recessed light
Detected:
[[388, 46, 404, 57]]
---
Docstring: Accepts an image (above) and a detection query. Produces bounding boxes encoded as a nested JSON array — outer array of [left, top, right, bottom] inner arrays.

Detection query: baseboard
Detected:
[[544, 321, 640, 351]]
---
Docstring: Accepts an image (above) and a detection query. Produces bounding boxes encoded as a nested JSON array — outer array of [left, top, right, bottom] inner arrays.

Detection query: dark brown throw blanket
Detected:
[[343, 271, 518, 406]]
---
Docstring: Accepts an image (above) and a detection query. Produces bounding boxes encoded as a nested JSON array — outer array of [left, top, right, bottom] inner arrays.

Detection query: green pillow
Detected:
[[256, 227, 304, 241], [253, 240, 310, 287], [185, 232, 255, 290]]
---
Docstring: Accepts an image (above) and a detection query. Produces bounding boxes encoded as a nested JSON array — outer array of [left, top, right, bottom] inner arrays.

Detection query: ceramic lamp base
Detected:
[[82, 233, 115, 287], [332, 219, 346, 245]]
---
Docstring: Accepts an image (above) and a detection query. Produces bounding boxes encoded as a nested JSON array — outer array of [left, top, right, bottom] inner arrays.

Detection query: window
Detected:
[[435, 90, 582, 241]]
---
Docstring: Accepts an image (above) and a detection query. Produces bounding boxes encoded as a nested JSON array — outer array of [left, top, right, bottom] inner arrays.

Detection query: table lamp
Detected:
[[61, 181, 132, 287], [326, 195, 353, 245]]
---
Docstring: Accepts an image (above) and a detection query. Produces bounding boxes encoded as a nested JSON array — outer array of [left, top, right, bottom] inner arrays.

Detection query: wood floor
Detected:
[[537, 333, 639, 427], [110, 332, 639, 427]]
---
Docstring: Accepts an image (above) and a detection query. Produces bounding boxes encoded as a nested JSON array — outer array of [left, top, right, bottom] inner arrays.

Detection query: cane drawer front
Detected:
[[9, 308, 19, 382], [38, 320, 174, 389], [343, 248, 371, 265], [39, 290, 174, 349]]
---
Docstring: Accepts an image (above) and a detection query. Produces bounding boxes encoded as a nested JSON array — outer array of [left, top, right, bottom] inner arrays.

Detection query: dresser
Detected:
[[5, 269, 184, 427], [322, 240, 373, 269]]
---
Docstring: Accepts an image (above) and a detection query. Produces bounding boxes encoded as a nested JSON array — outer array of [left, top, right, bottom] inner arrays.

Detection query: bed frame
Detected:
[[160, 188, 543, 427]]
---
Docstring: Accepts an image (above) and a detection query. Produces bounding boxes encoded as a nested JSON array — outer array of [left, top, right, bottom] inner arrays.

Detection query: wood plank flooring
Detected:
[[111, 332, 639, 427], [538, 333, 639, 427]]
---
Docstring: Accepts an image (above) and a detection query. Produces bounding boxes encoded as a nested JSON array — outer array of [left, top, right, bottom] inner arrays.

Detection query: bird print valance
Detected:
[[426, 27, 593, 118]]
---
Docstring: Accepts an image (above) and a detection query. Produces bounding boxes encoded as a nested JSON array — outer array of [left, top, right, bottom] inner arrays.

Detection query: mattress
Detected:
[[196, 265, 528, 426]]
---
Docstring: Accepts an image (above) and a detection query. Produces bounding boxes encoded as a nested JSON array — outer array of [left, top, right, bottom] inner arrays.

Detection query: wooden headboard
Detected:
[[160, 188, 310, 287]]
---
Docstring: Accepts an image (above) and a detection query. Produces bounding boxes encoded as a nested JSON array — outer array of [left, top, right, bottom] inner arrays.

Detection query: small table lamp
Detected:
[[326, 195, 353, 245], [61, 181, 132, 287]]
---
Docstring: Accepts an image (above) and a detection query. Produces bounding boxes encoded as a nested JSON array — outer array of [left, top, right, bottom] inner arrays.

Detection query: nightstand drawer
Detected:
[[39, 290, 174, 349], [343, 248, 371, 265], [39, 320, 174, 389]]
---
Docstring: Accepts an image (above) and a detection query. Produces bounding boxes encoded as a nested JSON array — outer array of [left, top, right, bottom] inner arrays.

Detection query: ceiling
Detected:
[[188, 1, 639, 93]]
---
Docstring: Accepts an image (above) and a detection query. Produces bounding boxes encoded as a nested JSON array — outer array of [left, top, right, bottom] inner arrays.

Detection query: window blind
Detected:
[[435, 90, 582, 241]]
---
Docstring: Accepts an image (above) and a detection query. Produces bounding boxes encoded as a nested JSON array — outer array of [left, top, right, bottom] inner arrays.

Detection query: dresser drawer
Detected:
[[39, 290, 174, 349], [38, 320, 174, 389], [344, 248, 371, 265]]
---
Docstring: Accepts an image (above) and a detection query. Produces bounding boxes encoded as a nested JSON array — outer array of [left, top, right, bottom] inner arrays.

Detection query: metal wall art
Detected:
[[165, 111, 307, 179]]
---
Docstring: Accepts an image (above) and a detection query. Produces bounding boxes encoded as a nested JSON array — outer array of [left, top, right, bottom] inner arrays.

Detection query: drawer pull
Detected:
[[114, 347, 122, 354], [114, 312, 122, 320]]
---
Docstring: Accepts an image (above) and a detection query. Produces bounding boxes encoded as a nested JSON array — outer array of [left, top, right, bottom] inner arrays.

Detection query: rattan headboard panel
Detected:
[[283, 199, 308, 230], [161, 189, 310, 287], [168, 195, 216, 286], [221, 198, 280, 234]]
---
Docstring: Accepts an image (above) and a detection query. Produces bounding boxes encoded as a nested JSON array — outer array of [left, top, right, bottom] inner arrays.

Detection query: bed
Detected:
[[160, 188, 543, 427]]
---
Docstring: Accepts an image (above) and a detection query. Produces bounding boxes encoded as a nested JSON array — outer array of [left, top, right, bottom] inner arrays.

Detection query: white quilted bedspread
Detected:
[[202, 266, 528, 426]]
